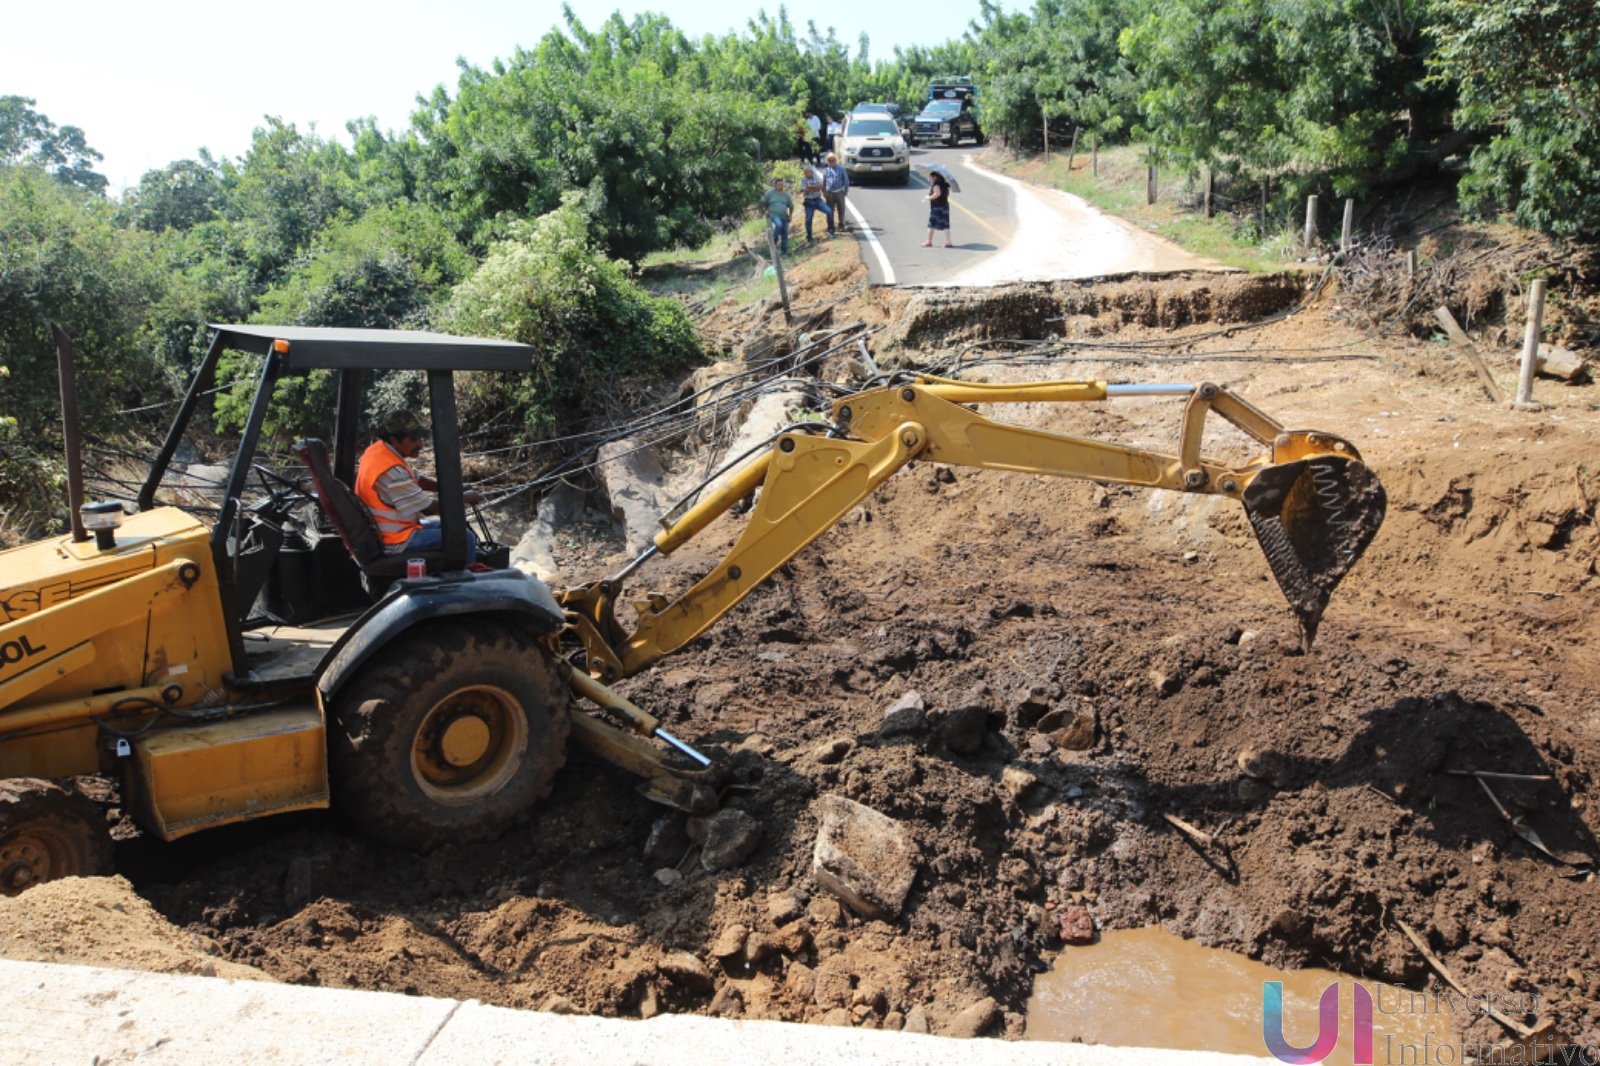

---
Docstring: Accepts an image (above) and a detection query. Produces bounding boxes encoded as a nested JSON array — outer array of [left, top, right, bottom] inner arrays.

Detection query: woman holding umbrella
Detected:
[[922, 167, 954, 248]]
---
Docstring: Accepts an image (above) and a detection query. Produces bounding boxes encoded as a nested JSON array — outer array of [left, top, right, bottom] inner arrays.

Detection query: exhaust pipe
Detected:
[[51, 325, 89, 544]]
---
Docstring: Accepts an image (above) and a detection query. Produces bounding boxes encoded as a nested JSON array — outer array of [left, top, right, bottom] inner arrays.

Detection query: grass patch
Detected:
[[638, 211, 853, 315], [991, 143, 1303, 273], [639, 217, 766, 272]]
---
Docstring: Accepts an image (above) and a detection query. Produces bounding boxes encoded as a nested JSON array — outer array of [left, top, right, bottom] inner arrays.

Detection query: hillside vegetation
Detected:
[[2, 1, 1594, 536]]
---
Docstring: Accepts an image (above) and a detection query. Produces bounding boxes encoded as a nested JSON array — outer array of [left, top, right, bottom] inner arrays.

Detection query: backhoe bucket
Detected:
[[1242, 454, 1386, 651]]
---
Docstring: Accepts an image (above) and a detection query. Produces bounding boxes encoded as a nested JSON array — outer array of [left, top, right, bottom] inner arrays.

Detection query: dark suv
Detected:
[[911, 99, 983, 147]]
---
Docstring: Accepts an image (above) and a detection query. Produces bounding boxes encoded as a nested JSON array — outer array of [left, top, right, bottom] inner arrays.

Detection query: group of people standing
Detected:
[[796, 111, 843, 164], [766, 108, 957, 255], [760, 156, 851, 254]]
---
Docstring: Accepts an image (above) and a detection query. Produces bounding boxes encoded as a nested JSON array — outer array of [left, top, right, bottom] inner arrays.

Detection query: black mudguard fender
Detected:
[[317, 569, 565, 705]]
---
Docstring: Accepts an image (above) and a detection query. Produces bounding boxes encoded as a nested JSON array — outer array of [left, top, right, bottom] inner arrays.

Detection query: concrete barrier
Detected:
[[0, 958, 1280, 1065]]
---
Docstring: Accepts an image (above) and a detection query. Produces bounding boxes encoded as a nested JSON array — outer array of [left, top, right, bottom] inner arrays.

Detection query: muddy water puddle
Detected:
[[1029, 928, 1471, 1064]]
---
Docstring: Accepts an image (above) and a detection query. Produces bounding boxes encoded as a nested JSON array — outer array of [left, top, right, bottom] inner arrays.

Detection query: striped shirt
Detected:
[[363, 442, 434, 552]]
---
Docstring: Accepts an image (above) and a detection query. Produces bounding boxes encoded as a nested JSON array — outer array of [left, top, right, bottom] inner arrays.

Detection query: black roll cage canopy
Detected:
[[138, 325, 536, 667]]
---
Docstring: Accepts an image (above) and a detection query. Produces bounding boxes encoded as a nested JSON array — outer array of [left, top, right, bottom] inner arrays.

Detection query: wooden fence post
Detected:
[[1043, 109, 1050, 162], [1406, 249, 1418, 276], [1066, 125, 1079, 173], [1303, 195, 1318, 249], [1515, 279, 1548, 407], [767, 228, 792, 326], [1341, 198, 1355, 253], [1434, 306, 1504, 403], [1146, 164, 1156, 204], [1091, 134, 1098, 177], [1204, 170, 1214, 218]]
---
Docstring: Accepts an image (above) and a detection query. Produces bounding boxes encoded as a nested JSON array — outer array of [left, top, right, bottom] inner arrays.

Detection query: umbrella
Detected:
[[914, 162, 962, 193]]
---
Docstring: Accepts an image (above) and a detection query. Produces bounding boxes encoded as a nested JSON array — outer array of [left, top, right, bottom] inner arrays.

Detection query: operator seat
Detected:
[[292, 438, 443, 585]]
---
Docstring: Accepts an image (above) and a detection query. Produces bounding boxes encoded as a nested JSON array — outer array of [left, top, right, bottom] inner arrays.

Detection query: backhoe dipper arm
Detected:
[[558, 376, 1385, 678]]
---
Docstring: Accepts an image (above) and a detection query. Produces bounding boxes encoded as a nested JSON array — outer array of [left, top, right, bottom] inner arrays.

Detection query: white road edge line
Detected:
[[845, 197, 896, 286]]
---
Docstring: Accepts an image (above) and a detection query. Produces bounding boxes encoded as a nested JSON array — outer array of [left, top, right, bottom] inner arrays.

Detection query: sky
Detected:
[[5, 0, 1006, 194]]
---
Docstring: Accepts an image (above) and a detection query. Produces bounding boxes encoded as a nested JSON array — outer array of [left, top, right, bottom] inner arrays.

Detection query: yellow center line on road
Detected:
[[910, 172, 1006, 242], [953, 199, 1005, 241]]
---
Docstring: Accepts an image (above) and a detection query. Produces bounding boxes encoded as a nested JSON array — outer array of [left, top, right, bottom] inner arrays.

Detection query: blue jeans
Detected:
[[769, 216, 789, 254], [803, 197, 831, 239], [402, 517, 478, 566]]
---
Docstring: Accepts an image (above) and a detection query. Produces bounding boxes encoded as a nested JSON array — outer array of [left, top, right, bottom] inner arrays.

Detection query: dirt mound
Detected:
[[0, 875, 266, 981]]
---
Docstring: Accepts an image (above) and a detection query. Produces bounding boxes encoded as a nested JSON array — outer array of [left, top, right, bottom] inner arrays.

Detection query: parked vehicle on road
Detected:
[[911, 99, 983, 148], [912, 76, 983, 147], [839, 112, 910, 184], [853, 102, 911, 140]]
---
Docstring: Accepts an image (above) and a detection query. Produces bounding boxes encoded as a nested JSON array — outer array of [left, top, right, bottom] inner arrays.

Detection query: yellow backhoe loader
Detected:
[[0, 325, 1385, 894]]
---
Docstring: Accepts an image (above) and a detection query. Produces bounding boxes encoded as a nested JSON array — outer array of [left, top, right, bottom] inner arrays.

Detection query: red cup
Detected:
[[406, 558, 427, 579]]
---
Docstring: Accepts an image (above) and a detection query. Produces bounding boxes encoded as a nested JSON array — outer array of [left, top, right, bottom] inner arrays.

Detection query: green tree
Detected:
[[220, 117, 362, 287], [212, 203, 473, 436], [118, 156, 225, 232], [0, 167, 173, 524], [1428, 0, 1600, 237], [1121, 0, 1443, 196], [0, 96, 108, 193], [440, 194, 703, 438], [412, 9, 800, 258]]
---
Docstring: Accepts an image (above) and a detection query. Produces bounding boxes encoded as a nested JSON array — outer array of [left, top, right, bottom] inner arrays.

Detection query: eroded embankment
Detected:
[[879, 271, 1306, 351]]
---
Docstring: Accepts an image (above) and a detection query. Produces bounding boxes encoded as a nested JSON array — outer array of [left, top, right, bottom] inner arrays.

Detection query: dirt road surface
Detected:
[[4, 202, 1596, 1057]]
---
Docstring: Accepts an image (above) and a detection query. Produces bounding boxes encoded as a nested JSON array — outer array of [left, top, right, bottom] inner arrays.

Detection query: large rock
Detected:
[[938, 703, 990, 756], [511, 482, 587, 582], [944, 997, 1000, 1038], [880, 691, 928, 738], [596, 438, 671, 556], [1535, 342, 1588, 382], [657, 952, 714, 992], [694, 808, 763, 872], [811, 794, 918, 920]]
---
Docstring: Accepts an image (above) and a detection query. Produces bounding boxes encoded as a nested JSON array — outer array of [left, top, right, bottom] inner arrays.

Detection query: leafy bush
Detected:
[[212, 202, 473, 438], [1429, 0, 1600, 238], [440, 193, 704, 437], [0, 165, 172, 528]]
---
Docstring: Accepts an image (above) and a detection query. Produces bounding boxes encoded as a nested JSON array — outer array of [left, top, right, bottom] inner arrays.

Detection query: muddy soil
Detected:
[[8, 265, 1598, 1051]]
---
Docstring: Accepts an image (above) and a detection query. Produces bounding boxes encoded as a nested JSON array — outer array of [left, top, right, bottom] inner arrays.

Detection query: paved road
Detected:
[[845, 146, 1008, 286], [843, 146, 1226, 287]]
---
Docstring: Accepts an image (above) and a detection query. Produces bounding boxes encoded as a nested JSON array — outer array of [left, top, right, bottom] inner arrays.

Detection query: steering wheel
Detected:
[[252, 464, 312, 510]]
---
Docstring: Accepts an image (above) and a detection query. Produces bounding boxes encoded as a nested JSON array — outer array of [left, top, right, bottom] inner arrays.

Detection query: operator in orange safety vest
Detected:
[[355, 409, 485, 564]]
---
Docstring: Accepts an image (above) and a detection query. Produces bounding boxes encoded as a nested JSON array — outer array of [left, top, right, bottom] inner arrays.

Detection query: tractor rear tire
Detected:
[[0, 778, 113, 895], [328, 619, 570, 850]]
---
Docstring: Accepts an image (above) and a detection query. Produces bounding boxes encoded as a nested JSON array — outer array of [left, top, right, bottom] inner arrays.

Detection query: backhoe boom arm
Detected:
[[558, 375, 1385, 679]]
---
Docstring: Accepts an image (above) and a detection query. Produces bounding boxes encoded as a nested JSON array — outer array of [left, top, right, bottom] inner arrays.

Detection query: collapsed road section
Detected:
[[2, 273, 1596, 1056]]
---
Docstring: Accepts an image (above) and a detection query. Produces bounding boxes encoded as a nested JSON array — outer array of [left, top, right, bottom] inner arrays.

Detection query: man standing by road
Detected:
[[356, 409, 482, 565], [760, 176, 794, 255], [825, 114, 842, 154], [805, 110, 823, 163], [822, 154, 850, 234]]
